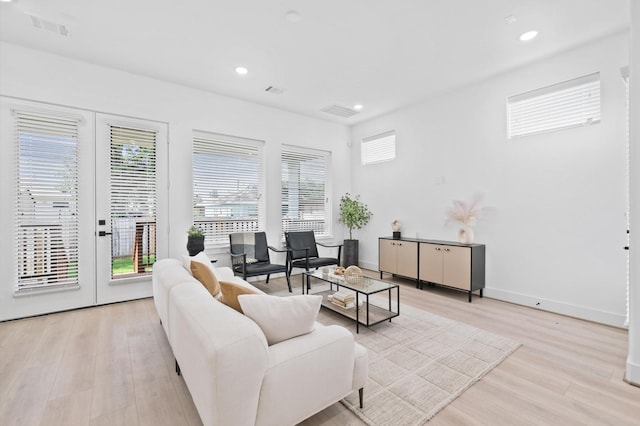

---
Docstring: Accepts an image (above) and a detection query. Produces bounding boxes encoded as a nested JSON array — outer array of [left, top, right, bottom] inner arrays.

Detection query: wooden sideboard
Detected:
[[379, 237, 485, 302]]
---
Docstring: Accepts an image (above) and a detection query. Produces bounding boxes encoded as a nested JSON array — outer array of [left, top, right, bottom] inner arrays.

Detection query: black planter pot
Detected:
[[187, 236, 205, 256], [343, 239, 359, 267]]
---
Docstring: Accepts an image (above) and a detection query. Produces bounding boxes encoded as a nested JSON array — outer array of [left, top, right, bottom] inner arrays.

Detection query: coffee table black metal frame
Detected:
[[303, 271, 400, 333]]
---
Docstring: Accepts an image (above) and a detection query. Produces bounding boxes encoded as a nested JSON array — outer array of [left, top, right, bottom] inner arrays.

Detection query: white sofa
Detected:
[[152, 258, 368, 426]]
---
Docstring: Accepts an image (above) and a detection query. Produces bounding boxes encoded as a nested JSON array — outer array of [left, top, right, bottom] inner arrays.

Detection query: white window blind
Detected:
[[15, 110, 80, 292], [508, 72, 601, 139], [362, 131, 396, 165], [281, 146, 330, 238], [110, 125, 157, 277], [192, 132, 265, 245]]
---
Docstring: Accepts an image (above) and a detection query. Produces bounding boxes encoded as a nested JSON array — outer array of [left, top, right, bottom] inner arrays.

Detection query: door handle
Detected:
[[98, 231, 112, 237]]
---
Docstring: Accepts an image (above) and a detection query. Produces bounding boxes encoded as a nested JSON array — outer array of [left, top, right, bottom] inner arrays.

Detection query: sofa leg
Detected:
[[359, 388, 364, 408], [266, 274, 270, 284], [175, 359, 181, 376]]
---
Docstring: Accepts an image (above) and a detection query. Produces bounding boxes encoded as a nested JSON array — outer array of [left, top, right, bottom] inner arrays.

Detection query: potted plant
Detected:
[[187, 225, 205, 256], [338, 193, 372, 267]]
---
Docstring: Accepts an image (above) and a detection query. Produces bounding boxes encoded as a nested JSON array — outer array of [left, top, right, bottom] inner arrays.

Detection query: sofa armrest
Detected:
[[170, 283, 269, 426], [255, 325, 356, 426]]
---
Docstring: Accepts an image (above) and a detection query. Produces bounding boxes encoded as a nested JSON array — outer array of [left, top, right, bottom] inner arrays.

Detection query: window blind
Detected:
[[281, 145, 330, 238], [110, 125, 157, 277], [362, 131, 396, 165], [508, 72, 601, 139], [192, 132, 264, 245], [15, 111, 80, 292]]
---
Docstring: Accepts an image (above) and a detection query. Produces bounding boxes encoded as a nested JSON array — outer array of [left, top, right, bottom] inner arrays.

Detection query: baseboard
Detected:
[[626, 358, 640, 387], [353, 262, 627, 328], [485, 288, 627, 328], [359, 260, 378, 271]]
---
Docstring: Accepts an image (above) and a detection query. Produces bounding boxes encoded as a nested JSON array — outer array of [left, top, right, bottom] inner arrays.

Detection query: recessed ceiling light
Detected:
[[235, 66, 248, 75], [353, 104, 363, 111], [519, 30, 539, 41]]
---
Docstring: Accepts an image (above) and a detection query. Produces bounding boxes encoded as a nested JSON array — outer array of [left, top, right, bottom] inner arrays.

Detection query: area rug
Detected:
[[315, 300, 521, 425]]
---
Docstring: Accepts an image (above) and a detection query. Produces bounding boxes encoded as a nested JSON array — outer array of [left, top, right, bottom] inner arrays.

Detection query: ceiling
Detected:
[[0, 0, 630, 125]]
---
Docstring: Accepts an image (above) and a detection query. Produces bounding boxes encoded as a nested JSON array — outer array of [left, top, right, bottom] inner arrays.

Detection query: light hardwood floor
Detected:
[[1, 272, 639, 425]]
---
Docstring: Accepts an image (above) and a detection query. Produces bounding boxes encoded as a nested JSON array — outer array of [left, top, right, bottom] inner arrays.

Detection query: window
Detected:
[[192, 132, 265, 245], [109, 125, 157, 277], [15, 110, 80, 292], [362, 131, 396, 165], [507, 72, 601, 139], [281, 146, 331, 238]]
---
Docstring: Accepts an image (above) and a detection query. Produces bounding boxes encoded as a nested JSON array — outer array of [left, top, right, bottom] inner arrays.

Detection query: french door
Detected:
[[0, 98, 167, 320], [95, 114, 167, 304]]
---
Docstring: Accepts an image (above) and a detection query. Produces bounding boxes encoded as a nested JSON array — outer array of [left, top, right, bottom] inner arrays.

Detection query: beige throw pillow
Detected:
[[218, 281, 259, 313], [238, 294, 322, 345], [190, 260, 221, 297]]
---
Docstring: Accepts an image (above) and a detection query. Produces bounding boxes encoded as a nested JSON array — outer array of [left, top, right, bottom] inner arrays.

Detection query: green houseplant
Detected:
[[338, 193, 372, 267], [187, 225, 205, 256]]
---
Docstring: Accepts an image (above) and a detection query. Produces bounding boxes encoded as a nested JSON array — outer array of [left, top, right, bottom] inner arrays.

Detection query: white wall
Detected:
[[0, 42, 352, 267], [350, 32, 630, 327]]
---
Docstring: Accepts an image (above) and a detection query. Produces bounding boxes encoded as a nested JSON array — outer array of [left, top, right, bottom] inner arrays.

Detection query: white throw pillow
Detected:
[[182, 251, 222, 281], [238, 294, 322, 345]]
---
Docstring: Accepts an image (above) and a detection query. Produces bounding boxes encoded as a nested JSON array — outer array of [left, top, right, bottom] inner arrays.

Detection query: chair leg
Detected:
[[266, 274, 270, 284], [175, 359, 181, 376], [359, 388, 364, 408], [285, 271, 292, 293]]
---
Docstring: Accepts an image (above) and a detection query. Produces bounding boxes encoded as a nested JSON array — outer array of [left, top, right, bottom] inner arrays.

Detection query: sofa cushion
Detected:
[[238, 294, 322, 345], [219, 280, 259, 313], [190, 260, 222, 298], [182, 251, 212, 272]]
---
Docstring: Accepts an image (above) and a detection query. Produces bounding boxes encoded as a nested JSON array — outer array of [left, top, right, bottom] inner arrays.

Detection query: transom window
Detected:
[[361, 131, 396, 165], [507, 72, 601, 139]]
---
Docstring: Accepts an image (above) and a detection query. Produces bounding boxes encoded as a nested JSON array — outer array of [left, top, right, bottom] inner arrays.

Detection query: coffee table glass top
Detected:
[[304, 270, 397, 294]]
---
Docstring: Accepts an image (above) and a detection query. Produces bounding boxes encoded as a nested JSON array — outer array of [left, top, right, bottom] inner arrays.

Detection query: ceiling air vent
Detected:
[[321, 105, 360, 118], [26, 13, 71, 37], [265, 86, 286, 95]]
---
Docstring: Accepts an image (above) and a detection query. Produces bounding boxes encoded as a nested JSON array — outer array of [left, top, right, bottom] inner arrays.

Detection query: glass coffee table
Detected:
[[303, 270, 400, 333]]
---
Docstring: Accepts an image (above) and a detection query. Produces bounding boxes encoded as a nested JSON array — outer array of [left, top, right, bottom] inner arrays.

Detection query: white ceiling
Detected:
[[0, 0, 630, 125]]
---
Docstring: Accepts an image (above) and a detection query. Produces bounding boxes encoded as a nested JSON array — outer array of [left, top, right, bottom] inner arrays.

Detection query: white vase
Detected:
[[458, 225, 474, 244]]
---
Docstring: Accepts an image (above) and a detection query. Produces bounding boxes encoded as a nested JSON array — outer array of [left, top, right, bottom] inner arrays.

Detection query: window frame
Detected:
[[507, 72, 601, 139], [192, 131, 265, 247], [14, 109, 82, 293], [361, 130, 396, 165], [281, 145, 332, 240]]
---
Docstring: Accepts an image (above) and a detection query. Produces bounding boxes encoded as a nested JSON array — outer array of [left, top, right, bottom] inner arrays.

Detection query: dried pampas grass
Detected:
[[445, 195, 485, 226]]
